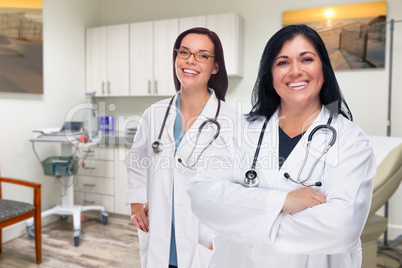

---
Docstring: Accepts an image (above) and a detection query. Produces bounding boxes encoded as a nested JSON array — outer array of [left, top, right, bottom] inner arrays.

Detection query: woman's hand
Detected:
[[282, 187, 326, 214], [131, 203, 149, 232]]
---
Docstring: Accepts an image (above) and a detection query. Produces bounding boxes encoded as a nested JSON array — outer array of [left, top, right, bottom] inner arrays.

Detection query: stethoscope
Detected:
[[152, 95, 221, 169], [244, 113, 337, 188]]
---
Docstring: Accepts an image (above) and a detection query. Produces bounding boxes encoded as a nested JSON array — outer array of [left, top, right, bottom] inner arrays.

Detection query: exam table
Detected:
[[361, 136, 402, 268]]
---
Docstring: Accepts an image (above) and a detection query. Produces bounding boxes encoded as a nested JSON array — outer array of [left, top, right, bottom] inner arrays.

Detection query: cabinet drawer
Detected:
[[78, 160, 114, 178], [79, 148, 114, 161], [75, 192, 114, 213], [75, 176, 114, 195]]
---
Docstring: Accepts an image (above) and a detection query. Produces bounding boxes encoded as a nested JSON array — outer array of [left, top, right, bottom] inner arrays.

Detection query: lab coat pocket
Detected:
[[137, 229, 150, 268], [191, 243, 213, 268]]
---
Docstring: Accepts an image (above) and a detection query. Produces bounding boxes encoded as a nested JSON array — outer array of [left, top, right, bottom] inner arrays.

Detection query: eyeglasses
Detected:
[[175, 48, 215, 62]]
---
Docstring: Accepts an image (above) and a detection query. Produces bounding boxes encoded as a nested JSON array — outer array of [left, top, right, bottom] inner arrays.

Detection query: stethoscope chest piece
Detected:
[[152, 141, 163, 153], [244, 170, 259, 187]]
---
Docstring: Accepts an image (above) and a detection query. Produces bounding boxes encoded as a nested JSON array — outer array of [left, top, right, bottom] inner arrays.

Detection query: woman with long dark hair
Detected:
[[188, 25, 375, 268]]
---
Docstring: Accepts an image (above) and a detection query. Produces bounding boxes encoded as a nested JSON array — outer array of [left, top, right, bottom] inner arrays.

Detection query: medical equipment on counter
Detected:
[[244, 113, 336, 188], [152, 95, 221, 169], [33, 121, 84, 137], [85, 91, 99, 141], [28, 128, 108, 247], [40, 155, 78, 177], [100, 116, 115, 133]]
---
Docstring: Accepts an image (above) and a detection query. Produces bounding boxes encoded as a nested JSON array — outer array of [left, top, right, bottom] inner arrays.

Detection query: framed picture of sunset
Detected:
[[283, 1, 387, 70], [0, 0, 43, 94]]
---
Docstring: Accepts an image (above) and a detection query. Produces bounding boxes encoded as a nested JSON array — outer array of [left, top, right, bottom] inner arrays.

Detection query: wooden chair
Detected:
[[0, 176, 41, 264]]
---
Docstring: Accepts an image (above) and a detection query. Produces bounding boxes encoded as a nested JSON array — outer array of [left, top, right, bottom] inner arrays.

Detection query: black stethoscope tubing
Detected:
[[178, 109, 221, 169], [152, 94, 221, 169], [244, 116, 269, 187], [152, 96, 175, 154], [244, 112, 336, 188]]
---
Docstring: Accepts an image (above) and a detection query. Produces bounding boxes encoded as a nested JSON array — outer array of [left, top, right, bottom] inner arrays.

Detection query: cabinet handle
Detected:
[[154, 80, 158, 95], [83, 200, 95, 205], [83, 184, 95, 187], [102, 81, 105, 95], [82, 166, 95, 170], [86, 149, 95, 155], [148, 79, 151, 94], [107, 81, 111, 94], [82, 149, 95, 157]]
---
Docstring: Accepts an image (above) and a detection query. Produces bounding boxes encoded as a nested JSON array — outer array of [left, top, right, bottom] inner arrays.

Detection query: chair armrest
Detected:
[[0, 177, 41, 189], [0, 177, 41, 208]]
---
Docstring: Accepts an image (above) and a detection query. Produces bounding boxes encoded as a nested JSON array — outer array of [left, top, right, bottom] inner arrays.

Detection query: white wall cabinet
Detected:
[[206, 13, 244, 77], [130, 21, 154, 96], [86, 27, 106, 96], [153, 19, 180, 96], [179, 16, 206, 35], [130, 19, 179, 96], [86, 24, 129, 96], [87, 13, 243, 96]]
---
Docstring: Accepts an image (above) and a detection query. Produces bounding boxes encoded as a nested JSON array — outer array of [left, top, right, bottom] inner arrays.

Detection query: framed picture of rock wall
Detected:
[[283, 1, 387, 70], [0, 0, 43, 94]]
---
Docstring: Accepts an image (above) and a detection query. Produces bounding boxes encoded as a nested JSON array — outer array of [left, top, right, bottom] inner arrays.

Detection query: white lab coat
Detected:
[[187, 106, 376, 268], [125, 89, 238, 268]]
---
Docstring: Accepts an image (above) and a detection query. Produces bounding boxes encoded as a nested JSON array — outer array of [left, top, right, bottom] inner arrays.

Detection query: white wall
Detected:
[[1, 0, 401, 242], [0, 0, 99, 242]]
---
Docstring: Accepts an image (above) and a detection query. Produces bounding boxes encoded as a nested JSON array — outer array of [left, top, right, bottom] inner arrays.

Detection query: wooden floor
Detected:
[[0, 214, 140, 268], [0, 213, 401, 268], [377, 242, 402, 268]]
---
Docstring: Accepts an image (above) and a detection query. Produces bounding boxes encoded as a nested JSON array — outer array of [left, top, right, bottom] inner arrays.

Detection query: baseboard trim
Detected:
[[387, 224, 402, 240]]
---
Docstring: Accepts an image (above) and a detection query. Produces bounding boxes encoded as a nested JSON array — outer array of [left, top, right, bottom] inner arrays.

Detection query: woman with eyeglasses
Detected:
[[125, 27, 238, 268]]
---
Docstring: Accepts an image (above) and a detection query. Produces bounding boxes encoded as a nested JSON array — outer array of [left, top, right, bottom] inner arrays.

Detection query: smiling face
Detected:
[[175, 33, 218, 92], [272, 35, 324, 114]]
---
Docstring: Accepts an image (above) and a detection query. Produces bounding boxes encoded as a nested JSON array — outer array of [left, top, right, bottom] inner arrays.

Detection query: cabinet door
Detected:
[[153, 18, 179, 96], [179, 16, 206, 33], [207, 13, 244, 77], [86, 27, 107, 96], [130, 21, 154, 96], [106, 24, 130, 96], [114, 147, 131, 215]]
